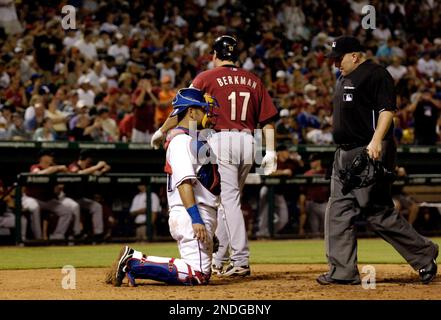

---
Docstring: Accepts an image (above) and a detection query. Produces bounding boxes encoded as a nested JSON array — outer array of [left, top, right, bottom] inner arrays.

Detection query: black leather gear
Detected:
[[339, 149, 395, 195]]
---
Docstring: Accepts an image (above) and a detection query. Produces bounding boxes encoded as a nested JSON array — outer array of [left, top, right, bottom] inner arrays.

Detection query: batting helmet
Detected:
[[171, 87, 218, 117], [213, 35, 239, 62]]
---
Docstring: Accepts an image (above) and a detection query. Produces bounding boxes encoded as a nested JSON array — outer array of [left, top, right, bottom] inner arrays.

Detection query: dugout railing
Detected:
[[13, 172, 441, 245]]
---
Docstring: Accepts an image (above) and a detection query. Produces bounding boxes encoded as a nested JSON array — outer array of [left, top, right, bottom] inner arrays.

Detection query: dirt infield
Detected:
[[0, 264, 439, 300]]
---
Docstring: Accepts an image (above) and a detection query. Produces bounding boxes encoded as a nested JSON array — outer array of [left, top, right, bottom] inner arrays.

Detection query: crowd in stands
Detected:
[[0, 0, 440, 145]]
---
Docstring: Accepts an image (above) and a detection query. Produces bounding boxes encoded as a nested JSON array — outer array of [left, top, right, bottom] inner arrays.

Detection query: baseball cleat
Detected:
[[221, 264, 251, 277], [419, 248, 438, 284], [316, 273, 361, 285], [112, 245, 134, 286], [211, 264, 224, 276]]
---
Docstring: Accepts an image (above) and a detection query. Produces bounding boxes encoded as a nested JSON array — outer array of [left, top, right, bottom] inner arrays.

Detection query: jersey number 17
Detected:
[[228, 91, 250, 121]]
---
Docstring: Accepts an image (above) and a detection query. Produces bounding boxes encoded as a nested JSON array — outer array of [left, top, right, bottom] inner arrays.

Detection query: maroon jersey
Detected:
[[303, 168, 330, 203], [191, 65, 278, 131], [25, 164, 56, 200], [131, 88, 157, 133], [68, 162, 81, 173]]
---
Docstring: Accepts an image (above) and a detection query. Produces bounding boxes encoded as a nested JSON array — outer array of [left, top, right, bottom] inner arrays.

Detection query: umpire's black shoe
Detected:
[[419, 248, 438, 284], [316, 273, 361, 285], [113, 246, 134, 286]]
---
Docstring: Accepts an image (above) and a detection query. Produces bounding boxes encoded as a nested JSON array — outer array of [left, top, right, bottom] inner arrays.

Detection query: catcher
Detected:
[[106, 88, 220, 286]]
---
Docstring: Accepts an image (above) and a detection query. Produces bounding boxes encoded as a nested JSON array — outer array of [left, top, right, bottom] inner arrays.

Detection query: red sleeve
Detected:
[[258, 83, 278, 123], [152, 87, 161, 97], [191, 73, 205, 91], [131, 88, 141, 105], [30, 164, 41, 173], [68, 162, 80, 173]]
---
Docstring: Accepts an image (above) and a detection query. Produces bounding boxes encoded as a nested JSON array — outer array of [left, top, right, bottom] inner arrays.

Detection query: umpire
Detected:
[[317, 36, 438, 285]]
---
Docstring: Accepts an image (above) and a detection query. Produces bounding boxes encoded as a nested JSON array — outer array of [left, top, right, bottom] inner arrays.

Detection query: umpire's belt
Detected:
[[338, 143, 365, 151]]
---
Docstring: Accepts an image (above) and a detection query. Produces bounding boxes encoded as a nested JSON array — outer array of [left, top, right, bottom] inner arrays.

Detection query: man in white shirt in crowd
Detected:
[[386, 56, 408, 83], [107, 33, 130, 66], [129, 185, 162, 241], [101, 55, 119, 88], [74, 29, 97, 61], [417, 51, 437, 78], [77, 78, 96, 107]]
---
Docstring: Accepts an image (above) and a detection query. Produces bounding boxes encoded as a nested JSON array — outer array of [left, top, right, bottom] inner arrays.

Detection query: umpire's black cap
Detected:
[[326, 36, 365, 58]]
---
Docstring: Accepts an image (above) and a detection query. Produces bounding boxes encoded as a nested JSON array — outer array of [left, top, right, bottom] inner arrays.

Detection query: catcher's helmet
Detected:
[[171, 87, 218, 117], [213, 35, 239, 62]]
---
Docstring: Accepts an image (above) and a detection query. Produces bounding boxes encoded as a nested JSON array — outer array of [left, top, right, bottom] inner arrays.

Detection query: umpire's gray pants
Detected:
[[326, 144, 438, 281]]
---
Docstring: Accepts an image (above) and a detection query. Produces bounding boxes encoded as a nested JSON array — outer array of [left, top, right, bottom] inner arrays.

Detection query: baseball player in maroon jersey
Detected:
[[151, 35, 278, 276]]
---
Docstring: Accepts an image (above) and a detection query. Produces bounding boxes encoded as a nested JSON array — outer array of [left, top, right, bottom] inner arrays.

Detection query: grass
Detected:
[[0, 238, 440, 270]]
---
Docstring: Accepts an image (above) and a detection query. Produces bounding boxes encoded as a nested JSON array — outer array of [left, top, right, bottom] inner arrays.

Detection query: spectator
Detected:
[[4, 74, 27, 110], [107, 33, 130, 66], [159, 57, 176, 87], [273, 70, 290, 103], [91, 107, 119, 142], [276, 108, 298, 144], [131, 75, 158, 143], [155, 75, 176, 129], [63, 29, 80, 49], [0, 60, 10, 89], [68, 149, 110, 241], [256, 145, 303, 238], [303, 84, 318, 107], [392, 166, 420, 225], [305, 122, 333, 145], [376, 38, 395, 64], [8, 112, 31, 140], [74, 29, 98, 62], [0, 0, 440, 147], [417, 51, 437, 78], [406, 89, 441, 145], [372, 21, 392, 44], [129, 185, 162, 241], [77, 78, 96, 107], [22, 150, 73, 240], [33, 20, 63, 72], [0, 0, 23, 35], [46, 98, 68, 139], [118, 106, 134, 142], [101, 55, 118, 88], [386, 56, 408, 83], [299, 153, 329, 237], [32, 117, 56, 141], [0, 179, 27, 240]]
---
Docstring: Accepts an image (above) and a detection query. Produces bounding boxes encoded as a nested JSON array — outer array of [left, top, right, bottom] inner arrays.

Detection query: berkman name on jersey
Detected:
[[216, 75, 258, 89]]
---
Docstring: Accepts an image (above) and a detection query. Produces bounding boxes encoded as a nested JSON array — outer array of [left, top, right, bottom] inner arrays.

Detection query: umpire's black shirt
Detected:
[[332, 59, 397, 145]]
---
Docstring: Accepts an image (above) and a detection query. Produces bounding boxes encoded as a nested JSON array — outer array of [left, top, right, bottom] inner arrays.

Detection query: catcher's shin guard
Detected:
[[125, 255, 209, 286]]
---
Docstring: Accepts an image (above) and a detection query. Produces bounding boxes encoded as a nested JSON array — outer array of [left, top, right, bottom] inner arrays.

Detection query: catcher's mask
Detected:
[[171, 88, 219, 128], [339, 148, 395, 195]]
